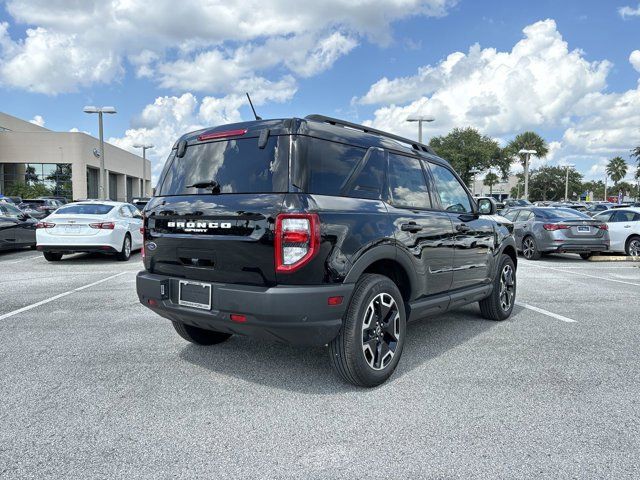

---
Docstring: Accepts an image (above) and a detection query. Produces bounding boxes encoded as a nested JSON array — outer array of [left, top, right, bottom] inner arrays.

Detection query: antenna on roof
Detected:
[[246, 93, 262, 121]]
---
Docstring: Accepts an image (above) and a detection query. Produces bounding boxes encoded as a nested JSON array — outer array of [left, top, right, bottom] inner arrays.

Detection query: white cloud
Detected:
[[359, 20, 611, 142], [29, 115, 45, 126], [630, 50, 640, 73], [618, 3, 640, 18], [0, 0, 456, 94]]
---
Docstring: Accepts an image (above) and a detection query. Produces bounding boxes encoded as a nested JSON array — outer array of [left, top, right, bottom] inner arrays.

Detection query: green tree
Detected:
[[6, 182, 53, 199], [581, 180, 605, 200], [526, 166, 583, 201], [429, 128, 503, 185], [505, 131, 549, 166], [483, 172, 499, 194], [606, 156, 628, 185], [631, 145, 640, 162], [609, 181, 633, 198]]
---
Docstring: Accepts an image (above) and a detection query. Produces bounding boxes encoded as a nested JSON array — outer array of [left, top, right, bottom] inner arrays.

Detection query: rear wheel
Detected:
[[116, 234, 131, 261], [328, 274, 406, 388], [172, 322, 232, 345], [479, 254, 517, 321], [43, 251, 63, 262], [579, 252, 593, 260], [626, 236, 640, 256], [522, 235, 541, 260]]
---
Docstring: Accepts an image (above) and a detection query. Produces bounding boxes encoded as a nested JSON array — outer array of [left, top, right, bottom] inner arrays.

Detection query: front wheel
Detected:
[[328, 274, 406, 388], [479, 255, 517, 321]]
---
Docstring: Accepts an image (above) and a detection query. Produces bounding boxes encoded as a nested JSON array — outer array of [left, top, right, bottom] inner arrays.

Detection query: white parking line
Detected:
[[1, 255, 42, 264], [0, 271, 129, 321], [516, 302, 577, 323], [521, 262, 640, 287]]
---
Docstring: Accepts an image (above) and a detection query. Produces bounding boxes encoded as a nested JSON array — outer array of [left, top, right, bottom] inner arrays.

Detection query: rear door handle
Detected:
[[401, 222, 423, 233], [456, 224, 471, 233]]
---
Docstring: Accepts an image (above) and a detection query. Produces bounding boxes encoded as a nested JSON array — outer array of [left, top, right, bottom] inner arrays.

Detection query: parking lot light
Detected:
[[133, 144, 154, 197], [83, 106, 118, 200], [406, 115, 435, 143], [518, 149, 537, 200]]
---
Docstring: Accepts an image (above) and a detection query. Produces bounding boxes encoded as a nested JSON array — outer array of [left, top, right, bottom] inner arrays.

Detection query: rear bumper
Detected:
[[546, 243, 609, 253], [136, 271, 354, 346], [37, 245, 119, 254]]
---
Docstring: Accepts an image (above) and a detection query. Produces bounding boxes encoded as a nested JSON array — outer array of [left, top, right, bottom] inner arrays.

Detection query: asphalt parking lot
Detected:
[[1, 249, 639, 479]]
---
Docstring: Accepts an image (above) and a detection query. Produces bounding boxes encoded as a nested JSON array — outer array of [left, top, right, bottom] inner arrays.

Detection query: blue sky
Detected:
[[1, 0, 639, 182]]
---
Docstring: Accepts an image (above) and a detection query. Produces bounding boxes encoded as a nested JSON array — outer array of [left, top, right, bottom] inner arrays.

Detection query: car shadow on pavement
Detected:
[[48, 251, 142, 264], [178, 304, 498, 394]]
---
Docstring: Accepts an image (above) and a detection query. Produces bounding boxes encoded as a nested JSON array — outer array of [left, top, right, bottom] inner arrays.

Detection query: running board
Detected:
[[407, 284, 493, 322]]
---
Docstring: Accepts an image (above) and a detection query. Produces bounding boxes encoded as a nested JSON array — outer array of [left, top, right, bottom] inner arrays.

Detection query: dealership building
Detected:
[[0, 111, 151, 201]]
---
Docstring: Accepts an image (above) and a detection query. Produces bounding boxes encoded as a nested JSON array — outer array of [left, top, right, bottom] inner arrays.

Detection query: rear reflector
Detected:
[[147, 299, 158, 306], [89, 222, 115, 230], [35, 222, 55, 229], [197, 129, 248, 142], [230, 314, 247, 323], [328, 296, 343, 306], [543, 223, 570, 231]]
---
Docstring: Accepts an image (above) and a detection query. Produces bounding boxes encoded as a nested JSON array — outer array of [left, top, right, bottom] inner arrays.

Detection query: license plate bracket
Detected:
[[577, 226, 591, 233], [178, 280, 212, 310]]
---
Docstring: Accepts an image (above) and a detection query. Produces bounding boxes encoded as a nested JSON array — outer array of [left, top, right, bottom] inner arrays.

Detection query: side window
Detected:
[[612, 211, 635, 222], [428, 163, 472, 213], [634, 213, 640, 222], [518, 210, 533, 221], [119, 206, 132, 218], [128, 205, 141, 217], [387, 153, 431, 209], [300, 137, 367, 196], [342, 149, 385, 200], [595, 211, 614, 222], [502, 210, 520, 221]]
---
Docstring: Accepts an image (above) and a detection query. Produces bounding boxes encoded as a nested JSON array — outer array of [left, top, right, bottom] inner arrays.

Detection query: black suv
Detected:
[[137, 115, 517, 387]]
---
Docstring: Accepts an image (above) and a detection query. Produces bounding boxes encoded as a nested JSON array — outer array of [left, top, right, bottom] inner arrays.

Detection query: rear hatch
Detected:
[[145, 128, 290, 286]]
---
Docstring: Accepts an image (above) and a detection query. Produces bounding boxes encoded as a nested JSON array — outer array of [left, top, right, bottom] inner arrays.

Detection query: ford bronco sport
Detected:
[[137, 115, 517, 387]]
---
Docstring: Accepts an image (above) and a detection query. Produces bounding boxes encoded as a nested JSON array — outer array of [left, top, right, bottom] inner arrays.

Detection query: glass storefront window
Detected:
[[0, 163, 72, 199]]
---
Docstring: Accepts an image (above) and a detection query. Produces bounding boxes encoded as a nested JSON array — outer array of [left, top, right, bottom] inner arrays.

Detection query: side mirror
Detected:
[[477, 197, 497, 215]]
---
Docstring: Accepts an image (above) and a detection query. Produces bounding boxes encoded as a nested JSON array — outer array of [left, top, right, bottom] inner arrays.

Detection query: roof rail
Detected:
[[305, 114, 436, 155]]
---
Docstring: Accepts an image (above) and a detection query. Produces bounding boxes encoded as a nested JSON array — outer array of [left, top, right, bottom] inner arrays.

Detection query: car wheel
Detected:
[[479, 254, 517, 321], [43, 251, 63, 262], [116, 234, 132, 261], [172, 321, 232, 345], [579, 252, 593, 260], [328, 273, 406, 388], [522, 235, 541, 260], [626, 236, 640, 256]]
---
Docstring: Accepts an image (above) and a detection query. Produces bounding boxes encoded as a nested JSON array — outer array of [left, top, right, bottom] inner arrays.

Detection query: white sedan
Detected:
[[593, 207, 640, 256], [36, 201, 143, 262]]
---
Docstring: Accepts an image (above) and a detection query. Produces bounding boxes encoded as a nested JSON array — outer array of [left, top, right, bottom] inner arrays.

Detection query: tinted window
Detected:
[[540, 208, 590, 220], [56, 204, 114, 215], [429, 163, 472, 213], [158, 136, 287, 195], [300, 137, 367, 196], [594, 211, 614, 222], [502, 209, 520, 221], [0, 203, 23, 217], [611, 211, 638, 222], [342, 149, 385, 200], [387, 153, 431, 209]]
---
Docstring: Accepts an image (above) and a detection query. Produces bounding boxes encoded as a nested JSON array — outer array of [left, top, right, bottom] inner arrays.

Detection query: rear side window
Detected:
[[158, 136, 288, 195], [611, 211, 639, 222], [428, 163, 472, 213], [57, 204, 114, 215], [502, 210, 520, 221], [387, 153, 431, 209], [298, 137, 368, 196]]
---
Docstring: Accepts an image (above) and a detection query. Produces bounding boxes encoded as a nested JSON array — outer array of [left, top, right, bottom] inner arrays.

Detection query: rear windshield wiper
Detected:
[[186, 180, 221, 194]]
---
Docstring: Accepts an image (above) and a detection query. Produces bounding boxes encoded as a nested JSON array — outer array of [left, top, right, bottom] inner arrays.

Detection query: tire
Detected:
[[479, 254, 517, 321], [625, 236, 640, 256], [116, 234, 132, 261], [579, 252, 593, 260], [43, 251, 63, 262], [328, 274, 406, 388], [172, 321, 232, 345], [521, 235, 541, 260]]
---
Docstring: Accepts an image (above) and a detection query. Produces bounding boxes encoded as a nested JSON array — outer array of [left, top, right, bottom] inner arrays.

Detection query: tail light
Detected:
[[597, 224, 608, 230], [275, 213, 320, 273], [543, 223, 570, 231], [89, 222, 115, 229], [141, 214, 147, 260], [36, 222, 55, 229]]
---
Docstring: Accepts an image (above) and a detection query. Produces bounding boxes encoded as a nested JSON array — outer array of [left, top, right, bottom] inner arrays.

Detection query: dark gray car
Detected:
[[502, 207, 609, 260]]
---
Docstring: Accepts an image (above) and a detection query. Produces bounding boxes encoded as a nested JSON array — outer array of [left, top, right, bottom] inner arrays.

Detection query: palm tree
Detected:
[[506, 132, 549, 200], [483, 172, 499, 195], [606, 157, 628, 185]]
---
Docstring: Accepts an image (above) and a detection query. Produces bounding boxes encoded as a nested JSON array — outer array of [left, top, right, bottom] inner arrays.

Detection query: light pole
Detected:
[[133, 144, 154, 197], [83, 106, 117, 199], [604, 173, 608, 202], [564, 164, 575, 201], [518, 149, 537, 200], [406, 115, 435, 143]]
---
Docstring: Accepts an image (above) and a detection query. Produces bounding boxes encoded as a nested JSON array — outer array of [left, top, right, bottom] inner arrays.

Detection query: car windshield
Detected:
[[56, 204, 114, 215], [539, 208, 590, 220]]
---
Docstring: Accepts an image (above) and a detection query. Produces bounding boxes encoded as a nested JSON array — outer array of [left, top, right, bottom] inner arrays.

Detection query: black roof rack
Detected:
[[305, 114, 436, 155]]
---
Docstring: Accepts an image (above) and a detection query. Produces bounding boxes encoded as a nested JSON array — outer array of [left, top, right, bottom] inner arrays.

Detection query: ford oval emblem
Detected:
[[146, 242, 157, 251]]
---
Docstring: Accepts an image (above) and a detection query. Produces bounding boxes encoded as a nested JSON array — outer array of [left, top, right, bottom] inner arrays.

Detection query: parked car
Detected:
[[585, 203, 614, 216], [18, 199, 62, 219], [136, 115, 518, 387], [38, 196, 69, 205], [502, 207, 609, 260], [131, 197, 151, 210], [593, 208, 640, 256], [0, 202, 37, 250], [503, 199, 533, 209], [36, 201, 143, 262]]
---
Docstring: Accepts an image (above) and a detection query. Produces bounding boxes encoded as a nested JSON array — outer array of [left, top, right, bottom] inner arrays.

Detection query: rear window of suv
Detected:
[[158, 136, 288, 195]]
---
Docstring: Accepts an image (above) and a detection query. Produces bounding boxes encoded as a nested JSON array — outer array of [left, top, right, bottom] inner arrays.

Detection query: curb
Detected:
[[588, 255, 640, 262]]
